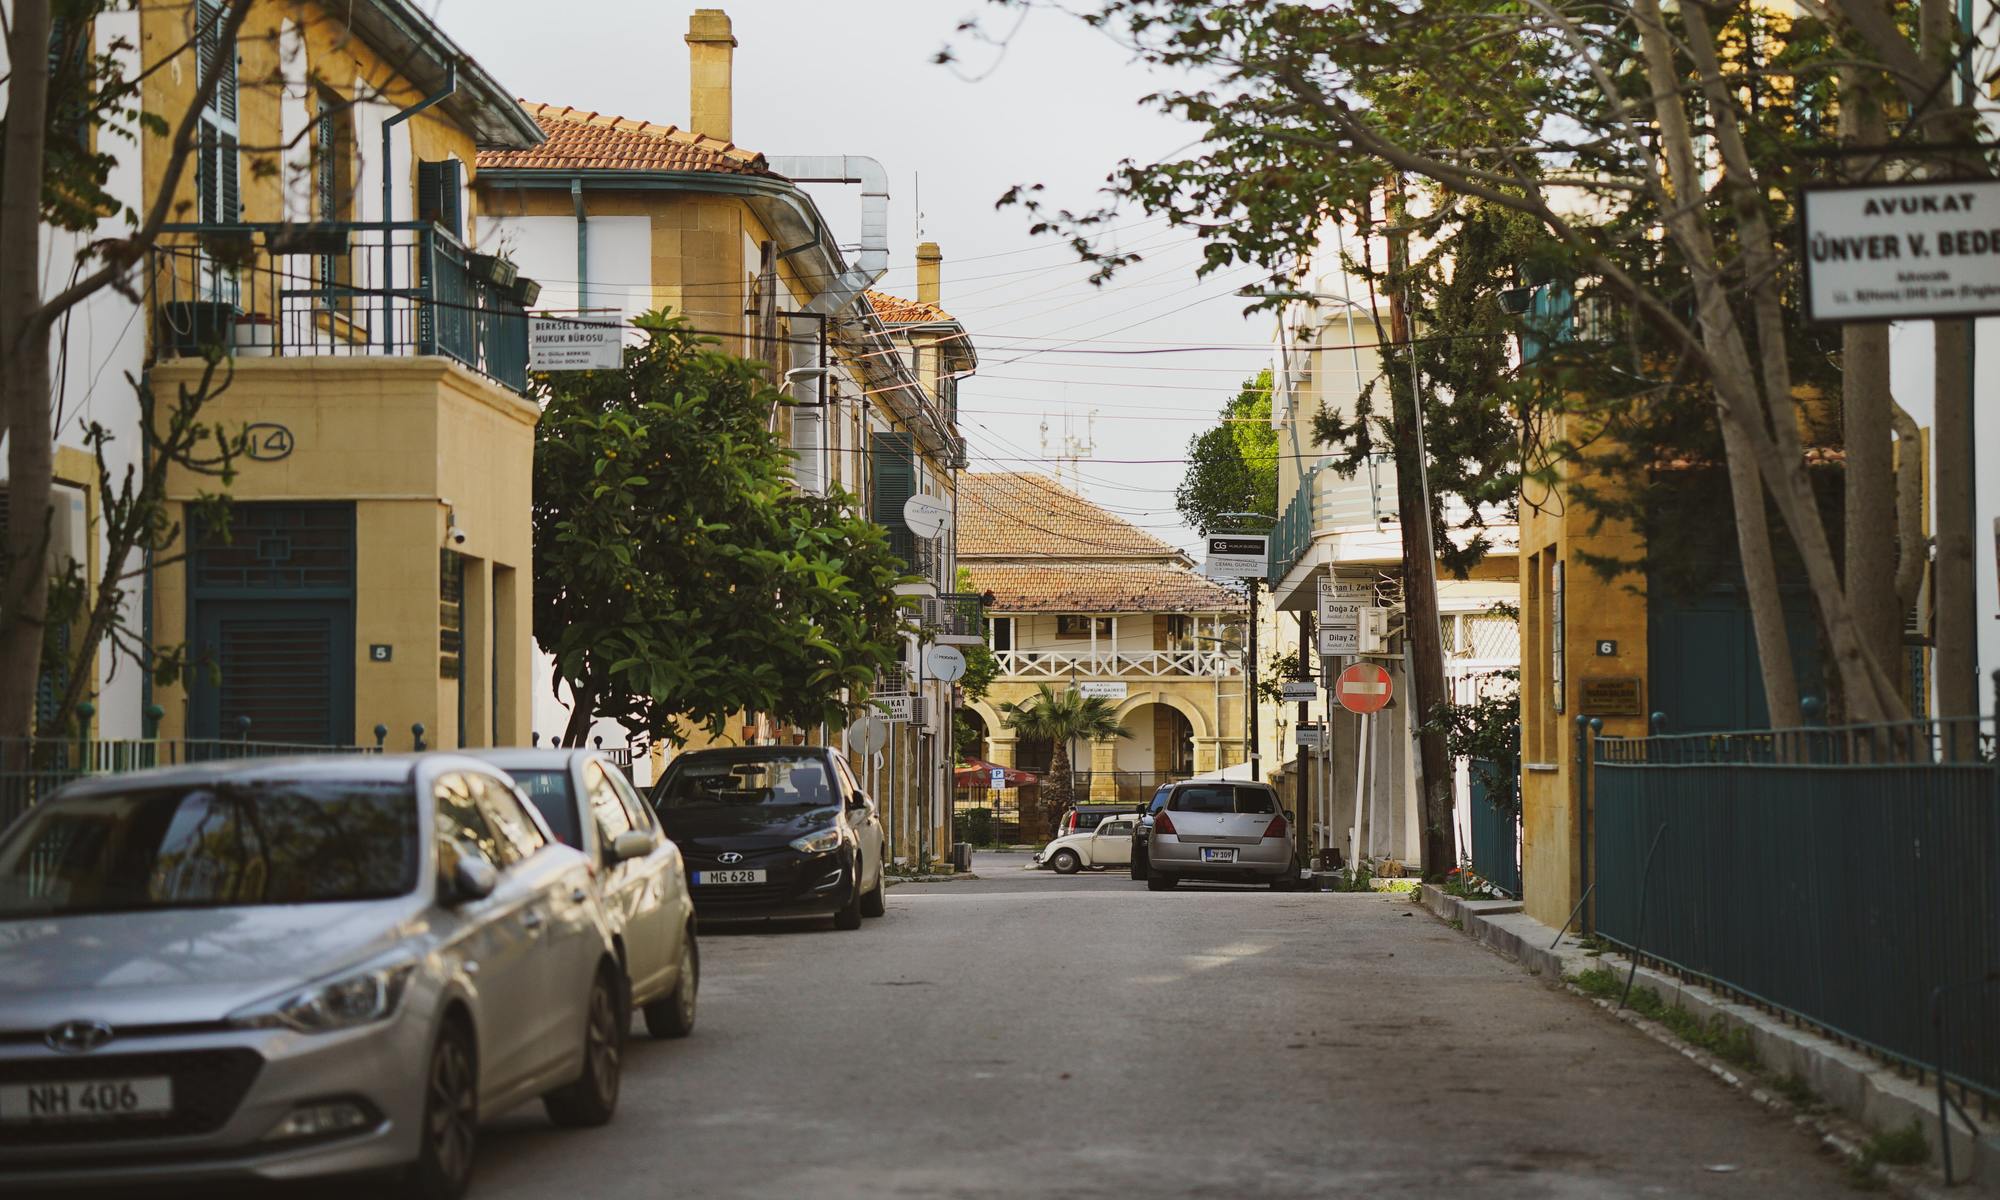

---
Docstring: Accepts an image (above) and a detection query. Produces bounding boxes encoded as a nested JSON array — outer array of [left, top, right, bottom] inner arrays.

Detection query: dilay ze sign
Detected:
[[1802, 179, 2000, 323]]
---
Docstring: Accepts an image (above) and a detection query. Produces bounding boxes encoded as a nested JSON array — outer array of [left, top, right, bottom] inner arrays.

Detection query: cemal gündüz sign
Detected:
[[1803, 179, 2000, 322]]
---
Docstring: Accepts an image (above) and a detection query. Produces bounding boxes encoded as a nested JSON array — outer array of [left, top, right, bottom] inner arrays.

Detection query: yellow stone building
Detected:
[[475, 9, 973, 862], [957, 474, 1248, 811], [141, 0, 545, 749]]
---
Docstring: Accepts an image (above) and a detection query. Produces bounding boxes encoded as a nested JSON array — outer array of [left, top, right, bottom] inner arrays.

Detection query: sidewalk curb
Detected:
[[1420, 885, 1998, 1198]]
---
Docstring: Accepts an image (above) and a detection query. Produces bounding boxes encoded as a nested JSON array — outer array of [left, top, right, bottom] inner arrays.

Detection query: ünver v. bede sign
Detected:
[[1802, 179, 2000, 323]]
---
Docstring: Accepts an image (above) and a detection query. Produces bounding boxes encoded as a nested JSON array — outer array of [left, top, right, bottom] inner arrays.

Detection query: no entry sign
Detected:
[[1335, 663, 1393, 714]]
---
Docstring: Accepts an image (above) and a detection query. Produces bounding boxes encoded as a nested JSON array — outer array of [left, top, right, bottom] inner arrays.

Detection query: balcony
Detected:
[[886, 526, 946, 596], [993, 649, 1241, 679], [148, 221, 530, 394], [925, 593, 987, 646], [1268, 453, 1397, 583]]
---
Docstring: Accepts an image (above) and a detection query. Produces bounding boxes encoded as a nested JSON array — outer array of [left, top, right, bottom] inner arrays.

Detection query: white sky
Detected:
[[446, 0, 1276, 557]]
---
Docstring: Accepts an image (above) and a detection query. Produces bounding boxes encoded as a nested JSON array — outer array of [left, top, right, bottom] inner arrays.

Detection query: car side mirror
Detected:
[[449, 853, 498, 905], [609, 830, 657, 863], [1285, 810, 1295, 823], [847, 791, 869, 811]]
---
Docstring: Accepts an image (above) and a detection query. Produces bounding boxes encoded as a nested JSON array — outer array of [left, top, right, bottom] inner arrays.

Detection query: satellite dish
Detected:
[[902, 493, 949, 539], [847, 715, 888, 755], [925, 644, 967, 682]]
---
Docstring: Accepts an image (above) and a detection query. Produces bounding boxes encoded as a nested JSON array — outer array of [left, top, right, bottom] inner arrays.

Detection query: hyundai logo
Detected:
[[717, 851, 744, 865], [45, 1020, 114, 1054]]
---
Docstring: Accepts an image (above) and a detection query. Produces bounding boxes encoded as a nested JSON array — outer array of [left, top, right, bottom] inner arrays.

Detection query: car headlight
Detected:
[[229, 959, 417, 1034], [789, 825, 844, 854]]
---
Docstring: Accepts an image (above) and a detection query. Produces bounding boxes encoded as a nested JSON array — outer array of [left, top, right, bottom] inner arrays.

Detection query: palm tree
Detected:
[[1000, 683, 1130, 838]]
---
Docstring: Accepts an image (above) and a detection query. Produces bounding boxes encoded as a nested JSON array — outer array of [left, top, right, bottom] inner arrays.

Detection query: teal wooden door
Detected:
[[187, 502, 357, 745], [189, 601, 354, 744]]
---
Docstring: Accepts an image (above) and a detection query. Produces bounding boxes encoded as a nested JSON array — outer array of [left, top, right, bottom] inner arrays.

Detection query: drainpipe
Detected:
[[571, 178, 589, 312], [381, 63, 458, 348]]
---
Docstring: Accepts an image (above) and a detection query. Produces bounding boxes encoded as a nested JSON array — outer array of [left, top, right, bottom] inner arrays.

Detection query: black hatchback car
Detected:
[[650, 746, 887, 930]]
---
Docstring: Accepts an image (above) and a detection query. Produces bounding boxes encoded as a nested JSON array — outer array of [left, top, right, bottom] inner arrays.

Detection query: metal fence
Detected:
[[0, 736, 382, 830], [1467, 757, 1521, 896], [1591, 716, 2000, 1103]]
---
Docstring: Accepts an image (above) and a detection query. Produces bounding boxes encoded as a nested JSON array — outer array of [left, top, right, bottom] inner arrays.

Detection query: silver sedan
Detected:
[[469, 748, 698, 1039], [0, 754, 626, 1198], [1144, 781, 1296, 889]]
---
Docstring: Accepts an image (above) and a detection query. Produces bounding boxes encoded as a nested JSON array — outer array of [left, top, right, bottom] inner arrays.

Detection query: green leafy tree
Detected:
[[533, 311, 905, 747], [999, 683, 1129, 838], [1175, 370, 1277, 535]]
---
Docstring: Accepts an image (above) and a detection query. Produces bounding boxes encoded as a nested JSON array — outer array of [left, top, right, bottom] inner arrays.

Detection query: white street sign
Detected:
[[1296, 724, 1325, 749], [902, 493, 950, 539], [989, 767, 1006, 789], [1802, 180, 2000, 322], [528, 315, 623, 371], [925, 644, 967, 682], [875, 695, 916, 723], [1077, 681, 1128, 700], [1318, 574, 1372, 621], [1319, 622, 1361, 656], [1204, 535, 1268, 580], [1279, 681, 1318, 703]]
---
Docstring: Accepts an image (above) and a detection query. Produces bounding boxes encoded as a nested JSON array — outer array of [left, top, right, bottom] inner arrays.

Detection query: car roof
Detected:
[[463, 748, 601, 770], [45, 752, 511, 799], [667, 745, 834, 764]]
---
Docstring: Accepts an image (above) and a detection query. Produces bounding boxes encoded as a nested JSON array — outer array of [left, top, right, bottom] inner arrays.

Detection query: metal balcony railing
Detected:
[[992, 649, 1241, 678], [1267, 453, 1397, 583], [148, 221, 531, 394], [885, 526, 945, 590], [926, 593, 987, 645]]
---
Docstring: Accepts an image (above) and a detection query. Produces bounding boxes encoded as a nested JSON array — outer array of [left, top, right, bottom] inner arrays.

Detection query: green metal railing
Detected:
[[1267, 463, 1321, 583], [1590, 716, 2000, 1103], [1467, 757, 1521, 896], [0, 727, 383, 831], [148, 220, 531, 394]]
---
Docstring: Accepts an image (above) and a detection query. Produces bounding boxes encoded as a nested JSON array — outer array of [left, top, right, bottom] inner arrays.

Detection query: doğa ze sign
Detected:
[[1802, 179, 2000, 322]]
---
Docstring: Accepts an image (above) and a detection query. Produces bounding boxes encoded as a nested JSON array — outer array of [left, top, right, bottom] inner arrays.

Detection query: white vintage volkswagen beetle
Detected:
[[1032, 817, 1137, 874]]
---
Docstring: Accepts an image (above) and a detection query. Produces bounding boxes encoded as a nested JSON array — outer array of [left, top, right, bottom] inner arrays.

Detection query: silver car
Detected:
[[0, 754, 626, 1198], [1144, 781, 1295, 890], [469, 749, 698, 1039]]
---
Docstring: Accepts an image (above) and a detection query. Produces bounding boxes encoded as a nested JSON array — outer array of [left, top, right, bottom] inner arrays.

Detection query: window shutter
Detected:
[[219, 132, 240, 221], [198, 0, 237, 121], [869, 431, 916, 529], [417, 159, 463, 238], [791, 409, 825, 496]]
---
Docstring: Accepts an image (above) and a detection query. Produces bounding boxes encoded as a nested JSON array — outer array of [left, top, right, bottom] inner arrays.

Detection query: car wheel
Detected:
[[642, 927, 699, 1039], [1050, 848, 1082, 874], [544, 967, 623, 1128], [833, 871, 864, 930], [1147, 871, 1177, 891], [860, 868, 887, 918], [1130, 851, 1148, 881], [400, 1019, 477, 1200]]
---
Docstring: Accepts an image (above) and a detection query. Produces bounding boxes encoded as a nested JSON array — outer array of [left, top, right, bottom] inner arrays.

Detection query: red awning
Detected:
[[954, 757, 1039, 786]]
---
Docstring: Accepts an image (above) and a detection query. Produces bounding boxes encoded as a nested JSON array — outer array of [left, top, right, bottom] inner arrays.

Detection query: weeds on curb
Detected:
[[1862, 1120, 1929, 1167], [1773, 1071, 1821, 1111], [1568, 966, 1622, 999]]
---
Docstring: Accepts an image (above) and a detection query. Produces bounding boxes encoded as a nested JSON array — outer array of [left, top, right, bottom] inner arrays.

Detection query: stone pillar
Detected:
[[1193, 737, 1222, 774], [988, 735, 1016, 767], [1089, 737, 1118, 801]]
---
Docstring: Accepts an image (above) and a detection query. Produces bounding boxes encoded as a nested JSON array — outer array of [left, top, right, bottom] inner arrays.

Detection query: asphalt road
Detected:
[[457, 850, 1856, 1199]]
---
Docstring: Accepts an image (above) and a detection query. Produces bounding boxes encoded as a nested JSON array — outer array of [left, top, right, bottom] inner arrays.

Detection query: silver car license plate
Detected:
[[0, 1077, 172, 1123], [1201, 847, 1238, 863], [695, 869, 765, 885]]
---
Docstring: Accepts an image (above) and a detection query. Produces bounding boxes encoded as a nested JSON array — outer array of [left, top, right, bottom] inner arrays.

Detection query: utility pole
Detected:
[[1386, 181, 1457, 879], [1246, 578, 1260, 780]]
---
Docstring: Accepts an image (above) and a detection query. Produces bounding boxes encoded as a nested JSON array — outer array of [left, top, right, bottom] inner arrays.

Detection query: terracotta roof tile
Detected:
[[866, 290, 955, 325], [962, 564, 1241, 614], [477, 103, 772, 175], [958, 473, 1181, 560]]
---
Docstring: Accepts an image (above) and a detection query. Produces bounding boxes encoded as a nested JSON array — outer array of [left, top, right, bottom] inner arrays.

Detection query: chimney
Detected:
[[686, 9, 736, 142], [916, 242, 943, 308]]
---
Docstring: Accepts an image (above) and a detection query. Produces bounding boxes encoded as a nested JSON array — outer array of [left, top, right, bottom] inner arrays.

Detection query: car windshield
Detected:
[[653, 752, 834, 810], [0, 779, 419, 917], [1169, 785, 1278, 815], [507, 769, 581, 848]]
